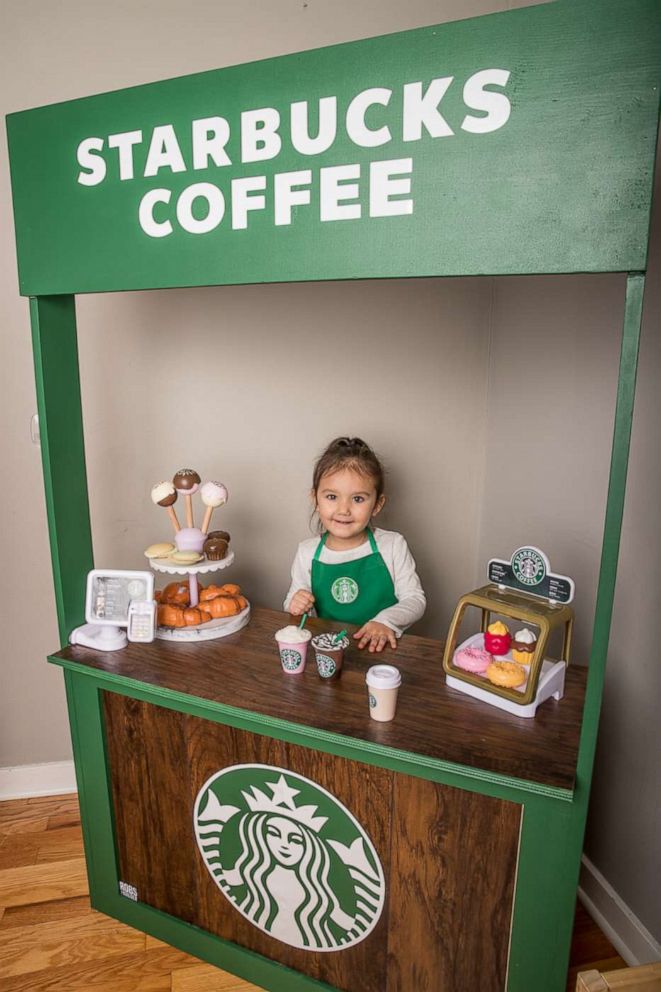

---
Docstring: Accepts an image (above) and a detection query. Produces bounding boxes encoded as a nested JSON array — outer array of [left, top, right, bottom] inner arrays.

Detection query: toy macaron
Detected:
[[484, 620, 512, 656]]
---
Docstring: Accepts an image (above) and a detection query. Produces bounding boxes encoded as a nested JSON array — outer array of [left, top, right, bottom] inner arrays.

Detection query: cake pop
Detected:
[[200, 480, 228, 534], [173, 469, 201, 528], [151, 481, 181, 533]]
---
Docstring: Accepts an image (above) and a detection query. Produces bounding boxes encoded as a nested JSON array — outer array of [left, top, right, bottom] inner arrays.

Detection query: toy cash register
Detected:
[[442, 546, 575, 718]]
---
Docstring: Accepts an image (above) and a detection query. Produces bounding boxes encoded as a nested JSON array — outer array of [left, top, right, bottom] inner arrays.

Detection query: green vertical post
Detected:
[[578, 272, 646, 782], [30, 295, 93, 644], [506, 273, 647, 992]]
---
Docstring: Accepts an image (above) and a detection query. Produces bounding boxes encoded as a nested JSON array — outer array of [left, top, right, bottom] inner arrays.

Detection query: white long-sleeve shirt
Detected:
[[284, 527, 426, 637]]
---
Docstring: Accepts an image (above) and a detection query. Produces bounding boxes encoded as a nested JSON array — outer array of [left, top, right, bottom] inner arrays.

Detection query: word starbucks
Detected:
[[77, 70, 511, 237]]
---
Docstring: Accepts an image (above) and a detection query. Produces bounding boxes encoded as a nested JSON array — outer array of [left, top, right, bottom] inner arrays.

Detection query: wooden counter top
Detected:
[[51, 607, 587, 794]]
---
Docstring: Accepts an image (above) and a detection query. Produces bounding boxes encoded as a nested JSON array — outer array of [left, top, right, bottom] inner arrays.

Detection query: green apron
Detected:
[[311, 529, 398, 625]]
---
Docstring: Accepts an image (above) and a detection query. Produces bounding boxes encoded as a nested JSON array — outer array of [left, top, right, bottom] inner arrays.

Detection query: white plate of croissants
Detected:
[[155, 581, 250, 641]]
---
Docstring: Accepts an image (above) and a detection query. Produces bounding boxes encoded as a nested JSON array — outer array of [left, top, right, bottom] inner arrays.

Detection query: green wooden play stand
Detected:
[[6, 1, 661, 990]]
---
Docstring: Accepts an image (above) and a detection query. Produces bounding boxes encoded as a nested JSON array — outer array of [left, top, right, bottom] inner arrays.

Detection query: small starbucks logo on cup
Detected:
[[280, 649, 302, 671], [369, 693, 377, 708], [194, 765, 385, 951], [331, 576, 359, 604], [316, 654, 336, 678]]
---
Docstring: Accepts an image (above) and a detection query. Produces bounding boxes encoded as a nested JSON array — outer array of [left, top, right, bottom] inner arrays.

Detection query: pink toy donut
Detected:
[[454, 646, 493, 674]]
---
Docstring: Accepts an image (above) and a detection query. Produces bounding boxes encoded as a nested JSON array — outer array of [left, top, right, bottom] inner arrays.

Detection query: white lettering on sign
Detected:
[[369, 158, 413, 217], [274, 170, 312, 226], [108, 131, 143, 180], [77, 137, 106, 186], [76, 67, 512, 238], [144, 125, 187, 177], [231, 175, 267, 230], [291, 97, 337, 155], [192, 117, 232, 168], [346, 88, 392, 148], [176, 182, 225, 233], [461, 69, 511, 133], [241, 107, 282, 163], [138, 188, 173, 237], [402, 79, 454, 140], [320, 164, 361, 221]]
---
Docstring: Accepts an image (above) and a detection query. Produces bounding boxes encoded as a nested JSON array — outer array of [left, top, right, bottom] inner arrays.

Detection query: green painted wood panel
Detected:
[[6, 0, 661, 295], [30, 296, 93, 643]]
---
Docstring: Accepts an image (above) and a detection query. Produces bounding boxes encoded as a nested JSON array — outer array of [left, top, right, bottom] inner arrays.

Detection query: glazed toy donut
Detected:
[[454, 646, 492, 674], [486, 661, 526, 689]]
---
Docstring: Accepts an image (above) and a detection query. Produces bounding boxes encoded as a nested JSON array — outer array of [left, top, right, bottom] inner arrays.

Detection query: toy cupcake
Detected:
[[511, 627, 537, 664], [484, 620, 512, 656]]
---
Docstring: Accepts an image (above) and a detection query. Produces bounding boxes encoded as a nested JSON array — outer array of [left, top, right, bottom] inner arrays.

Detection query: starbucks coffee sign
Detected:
[[6, 1, 660, 294], [194, 765, 385, 951], [487, 546, 575, 604]]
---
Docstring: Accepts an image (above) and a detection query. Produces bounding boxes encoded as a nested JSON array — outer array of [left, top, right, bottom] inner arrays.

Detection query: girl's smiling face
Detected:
[[315, 467, 384, 549]]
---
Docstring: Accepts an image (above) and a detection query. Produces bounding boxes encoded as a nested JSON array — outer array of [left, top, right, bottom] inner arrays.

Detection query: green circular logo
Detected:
[[369, 693, 377, 708], [194, 764, 385, 951], [280, 649, 303, 671], [511, 547, 546, 587], [316, 653, 336, 678], [331, 576, 359, 604]]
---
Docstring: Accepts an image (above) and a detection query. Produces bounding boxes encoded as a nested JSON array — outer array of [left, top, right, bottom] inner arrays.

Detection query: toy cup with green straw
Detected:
[[311, 630, 350, 681]]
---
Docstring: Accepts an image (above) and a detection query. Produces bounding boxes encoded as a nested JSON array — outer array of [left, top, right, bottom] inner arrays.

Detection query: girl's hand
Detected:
[[289, 589, 315, 616], [353, 621, 397, 652]]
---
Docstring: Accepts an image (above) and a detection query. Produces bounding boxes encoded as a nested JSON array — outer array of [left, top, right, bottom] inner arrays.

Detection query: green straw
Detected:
[[333, 629, 347, 644], [299, 613, 308, 630]]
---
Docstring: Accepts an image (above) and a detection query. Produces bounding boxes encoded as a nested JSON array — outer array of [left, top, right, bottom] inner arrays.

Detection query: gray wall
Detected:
[[1, 0, 659, 944]]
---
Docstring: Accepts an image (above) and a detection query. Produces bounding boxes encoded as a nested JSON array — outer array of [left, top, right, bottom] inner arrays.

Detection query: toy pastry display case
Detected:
[[442, 547, 575, 718]]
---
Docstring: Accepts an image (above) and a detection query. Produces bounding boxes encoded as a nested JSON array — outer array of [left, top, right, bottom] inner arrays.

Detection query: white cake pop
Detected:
[[200, 481, 228, 533], [151, 481, 181, 533]]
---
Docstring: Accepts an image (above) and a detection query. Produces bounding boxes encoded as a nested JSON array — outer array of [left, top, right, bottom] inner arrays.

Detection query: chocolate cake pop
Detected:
[[151, 481, 181, 533], [200, 480, 228, 533], [173, 469, 201, 528]]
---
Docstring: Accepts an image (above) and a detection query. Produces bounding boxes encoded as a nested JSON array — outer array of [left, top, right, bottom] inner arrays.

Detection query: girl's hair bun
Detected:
[[336, 436, 369, 451], [312, 436, 385, 499]]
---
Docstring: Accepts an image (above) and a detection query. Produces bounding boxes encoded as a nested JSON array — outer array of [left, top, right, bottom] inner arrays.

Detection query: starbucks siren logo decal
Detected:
[[511, 546, 546, 586], [280, 649, 303, 671], [331, 576, 359, 604], [316, 653, 336, 678], [194, 764, 385, 951]]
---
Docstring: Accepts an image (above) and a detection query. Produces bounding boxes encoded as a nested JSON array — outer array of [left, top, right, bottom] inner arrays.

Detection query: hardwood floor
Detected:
[[0, 794, 626, 991]]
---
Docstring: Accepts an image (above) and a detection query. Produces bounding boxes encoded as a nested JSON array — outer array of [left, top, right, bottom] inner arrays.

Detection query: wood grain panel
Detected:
[[105, 693, 391, 992], [387, 776, 521, 992], [104, 695, 199, 925], [57, 607, 586, 791], [104, 695, 522, 990]]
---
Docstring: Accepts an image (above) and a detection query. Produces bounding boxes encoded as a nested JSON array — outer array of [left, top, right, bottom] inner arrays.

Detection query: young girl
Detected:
[[284, 437, 426, 652]]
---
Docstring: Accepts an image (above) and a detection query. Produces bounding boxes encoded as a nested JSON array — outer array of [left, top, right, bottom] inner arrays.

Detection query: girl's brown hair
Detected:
[[312, 437, 385, 499]]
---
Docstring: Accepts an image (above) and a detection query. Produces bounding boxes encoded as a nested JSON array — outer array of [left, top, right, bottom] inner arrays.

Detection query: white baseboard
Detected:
[[0, 761, 77, 801], [579, 854, 661, 967]]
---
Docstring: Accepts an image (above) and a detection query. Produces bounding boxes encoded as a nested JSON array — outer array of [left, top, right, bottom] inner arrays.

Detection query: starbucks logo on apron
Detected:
[[194, 764, 385, 951], [331, 576, 359, 604]]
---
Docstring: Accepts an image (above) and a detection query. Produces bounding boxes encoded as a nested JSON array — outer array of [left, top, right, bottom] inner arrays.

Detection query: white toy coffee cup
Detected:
[[366, 665, 401, 722]]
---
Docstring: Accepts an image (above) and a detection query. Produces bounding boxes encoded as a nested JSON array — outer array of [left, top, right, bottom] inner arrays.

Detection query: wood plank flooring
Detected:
[[0, 794, 626, 991]]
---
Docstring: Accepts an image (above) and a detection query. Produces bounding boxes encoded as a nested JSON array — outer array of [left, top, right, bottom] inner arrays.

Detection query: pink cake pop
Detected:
[[173, 469, 201, 528], [200, 481, 228, 534], [151, 481, 181, 534]]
